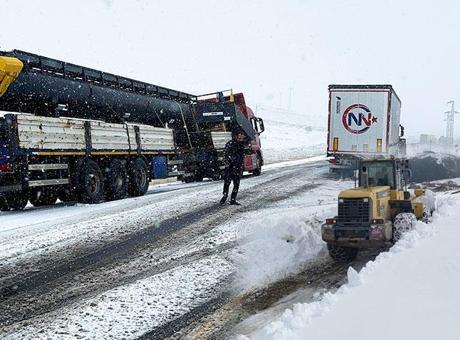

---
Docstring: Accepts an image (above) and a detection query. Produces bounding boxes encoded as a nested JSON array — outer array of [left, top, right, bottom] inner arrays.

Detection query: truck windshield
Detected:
[[363, 162, 395, 188]]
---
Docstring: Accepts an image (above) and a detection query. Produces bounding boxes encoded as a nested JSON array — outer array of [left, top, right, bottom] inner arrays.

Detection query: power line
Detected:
[[445, 100, 460, 151]]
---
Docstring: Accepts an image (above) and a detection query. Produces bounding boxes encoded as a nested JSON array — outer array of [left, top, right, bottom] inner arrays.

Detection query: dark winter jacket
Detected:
[[223, 139, 245, 171]]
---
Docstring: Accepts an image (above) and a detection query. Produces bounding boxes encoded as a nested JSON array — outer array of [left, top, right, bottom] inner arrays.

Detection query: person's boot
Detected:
[[220, 194, 228, 205], [230, 192, 240, 205]]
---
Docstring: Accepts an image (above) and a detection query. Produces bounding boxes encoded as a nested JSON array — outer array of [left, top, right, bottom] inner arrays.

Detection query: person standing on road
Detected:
[[220, 130, 247, 205]]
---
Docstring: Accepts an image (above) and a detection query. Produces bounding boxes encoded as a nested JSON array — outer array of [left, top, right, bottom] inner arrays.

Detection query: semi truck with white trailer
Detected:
[[327, 85, 406, 175]]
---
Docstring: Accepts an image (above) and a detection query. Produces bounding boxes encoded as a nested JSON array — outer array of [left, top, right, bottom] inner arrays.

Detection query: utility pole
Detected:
[[288, 87, 293, 113], [445, 101, 460, 152]]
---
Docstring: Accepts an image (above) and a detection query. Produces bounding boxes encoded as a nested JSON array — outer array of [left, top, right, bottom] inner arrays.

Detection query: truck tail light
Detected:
[[332, 137, 339, 151], [325, 218, 336, 225], [377, 139, 382, 152], [0, 163, 13, 172]]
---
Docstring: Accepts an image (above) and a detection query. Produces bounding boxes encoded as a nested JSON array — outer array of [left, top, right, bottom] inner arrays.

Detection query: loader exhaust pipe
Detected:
[[361, 166, 369, 188]]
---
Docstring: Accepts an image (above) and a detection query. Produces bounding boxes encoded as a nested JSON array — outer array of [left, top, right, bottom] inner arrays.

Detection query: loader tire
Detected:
[[29, 188, 58, 207], [78, 159, 105, 204], [105, 159, 128, 201], [392, 212, 417, 242], [128, 158, 149, 197], [327, 244, 358, 261]]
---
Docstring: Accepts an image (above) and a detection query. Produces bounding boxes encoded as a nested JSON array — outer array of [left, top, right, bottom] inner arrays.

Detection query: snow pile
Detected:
[[232, 178, 351, 290], [246, 194, 460, 340], [409, 153, 460, 182], [257, 108, 326, 164], [233, 211, 325, 290]]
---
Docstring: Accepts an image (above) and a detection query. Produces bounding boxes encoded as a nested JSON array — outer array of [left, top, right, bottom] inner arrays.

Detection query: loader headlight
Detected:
[[363, 198, 369, 203], [369, 225, 384, 239], [325, 218, 337, 225], [321, 225, 334, 241]]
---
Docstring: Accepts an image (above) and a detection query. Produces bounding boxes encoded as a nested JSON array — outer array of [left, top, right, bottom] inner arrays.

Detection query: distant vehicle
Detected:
[[0, 50, 264, 210], [327, 85, 406, 176]]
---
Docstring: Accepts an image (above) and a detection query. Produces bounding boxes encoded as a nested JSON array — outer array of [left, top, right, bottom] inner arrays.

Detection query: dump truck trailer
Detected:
[[0, 50, 264, 209], [327, 85, 406, 176]]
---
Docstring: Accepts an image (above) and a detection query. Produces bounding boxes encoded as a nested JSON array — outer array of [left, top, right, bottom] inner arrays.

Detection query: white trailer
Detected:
[[327, 85, 405, 174]]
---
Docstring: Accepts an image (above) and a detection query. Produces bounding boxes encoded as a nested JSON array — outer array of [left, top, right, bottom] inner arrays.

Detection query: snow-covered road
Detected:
[[240, 187, 460, 340], [0, 157, 354, 339]]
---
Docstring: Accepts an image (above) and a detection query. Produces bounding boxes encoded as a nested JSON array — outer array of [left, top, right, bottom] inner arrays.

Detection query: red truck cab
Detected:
[[232, 93, 265, 175]]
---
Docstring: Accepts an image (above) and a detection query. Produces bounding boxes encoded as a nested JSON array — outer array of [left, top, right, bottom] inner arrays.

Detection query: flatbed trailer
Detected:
[[0, 112, 180, 210]]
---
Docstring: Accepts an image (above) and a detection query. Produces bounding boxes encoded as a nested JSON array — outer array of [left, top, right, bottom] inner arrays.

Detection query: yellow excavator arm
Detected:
[[0, 56, 23, 97]]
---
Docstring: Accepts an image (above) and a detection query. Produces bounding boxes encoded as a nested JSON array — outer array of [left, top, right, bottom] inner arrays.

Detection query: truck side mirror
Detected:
[[251, 117, 265, 134], [399, 124, 405, 137], [257, 118, 265, 134]]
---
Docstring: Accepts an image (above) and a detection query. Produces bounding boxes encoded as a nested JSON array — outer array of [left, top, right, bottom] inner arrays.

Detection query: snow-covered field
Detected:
[[257, 107, 326, 164], [243, 191, 460, 340]]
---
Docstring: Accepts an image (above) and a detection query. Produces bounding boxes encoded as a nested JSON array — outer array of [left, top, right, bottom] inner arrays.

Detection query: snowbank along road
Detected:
[[0, 159, 379, 339]]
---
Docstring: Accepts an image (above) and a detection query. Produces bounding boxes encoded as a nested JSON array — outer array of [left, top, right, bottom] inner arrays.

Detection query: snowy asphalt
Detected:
[[0, 159, 373, 339]]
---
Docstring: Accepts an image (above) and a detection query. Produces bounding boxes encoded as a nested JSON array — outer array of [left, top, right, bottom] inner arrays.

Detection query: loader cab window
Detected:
[[361, 162, 396, 188]]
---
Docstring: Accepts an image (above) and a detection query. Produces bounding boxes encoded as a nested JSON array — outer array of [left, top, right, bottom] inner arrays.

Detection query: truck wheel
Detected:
[[58, 187, 76, 203], [0, 197, 8, 211], [29, 188, 58, 207], [128, 158, 149, 197], [106, 159, 128, 200], [392, 212, 417, 242], [327, 244, 359, 261], [78, 159, 105, 203], [0, 192, 28, 211]]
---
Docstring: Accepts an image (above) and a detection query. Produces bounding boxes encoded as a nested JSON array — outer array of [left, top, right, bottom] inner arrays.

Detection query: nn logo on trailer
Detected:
[[342, 104, 378, 134]]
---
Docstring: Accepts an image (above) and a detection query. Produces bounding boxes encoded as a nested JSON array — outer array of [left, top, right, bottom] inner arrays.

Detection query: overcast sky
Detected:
[[1, 0, 460, 137]]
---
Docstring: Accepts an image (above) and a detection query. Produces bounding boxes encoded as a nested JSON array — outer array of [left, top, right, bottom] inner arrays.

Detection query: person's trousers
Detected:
[[223, 169, 241, 201]]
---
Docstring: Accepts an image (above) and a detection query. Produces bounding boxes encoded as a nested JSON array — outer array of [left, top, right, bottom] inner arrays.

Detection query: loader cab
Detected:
[[359, 159, 399, 189]]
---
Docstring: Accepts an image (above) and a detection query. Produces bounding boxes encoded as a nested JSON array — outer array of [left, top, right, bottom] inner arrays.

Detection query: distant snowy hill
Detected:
[[256, 106, 327, 164]]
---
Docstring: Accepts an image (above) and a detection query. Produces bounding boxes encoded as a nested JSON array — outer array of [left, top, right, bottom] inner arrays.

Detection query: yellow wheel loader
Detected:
[[322, 159, 433, 261]]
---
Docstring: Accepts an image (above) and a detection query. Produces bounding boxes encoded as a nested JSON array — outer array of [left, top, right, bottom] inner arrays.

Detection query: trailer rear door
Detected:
[[328, 88, 390, 155]]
